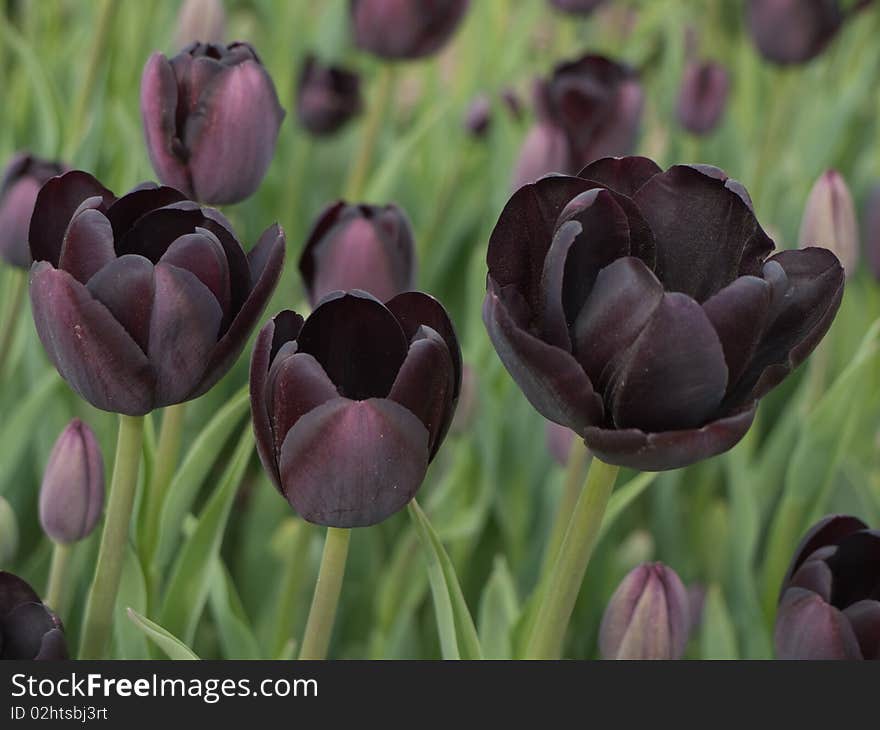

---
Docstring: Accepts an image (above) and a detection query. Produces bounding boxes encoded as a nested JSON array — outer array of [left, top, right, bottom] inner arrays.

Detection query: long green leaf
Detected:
[[477, 556, 519, 660], [126, 608, 199, 660], [209, 559, 262, 660]]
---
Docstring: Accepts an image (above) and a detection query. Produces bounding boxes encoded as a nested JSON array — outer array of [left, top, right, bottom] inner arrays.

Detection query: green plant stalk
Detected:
[[343, 65, 394, 200], [79, 414, 144, 660], [298, 527, 351, 660], [539, 442, 590, 578], [525, 457, 619, 659], [0, 268, 27, 380], [271, 522, 314, 658], [45, 542, 73, 617]]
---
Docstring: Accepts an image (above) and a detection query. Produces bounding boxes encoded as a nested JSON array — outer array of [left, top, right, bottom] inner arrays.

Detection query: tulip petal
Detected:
[[774, 588, 862, 660], [57, 208, 116, 284], [34, 628, 69, 661], [279, 397, 429, 527], [633, 165, 774, 301], [702, 275, 771, 389], [789, 558, 833, 602], [115, 203, 204, 261], [86, 255, 156, 354], [29, 171, 115, 265], [511, 122, 573, 189], [607, 292, 728, 432], [160, 229, 231, 320], [105, 184, 187, 238], [30, 263, 155, 414], [577, 155, 662, 197], [483, 281, 604, 432], [781, 514, 868, 590], [583, 402, 756, 471], [843, 600, 880, 661], [0, 572, 40, 617], [1, 602, 54, 660], [824, 529, 880, 610], [570, 256, 664, 389], [149, 262, 223, 406]]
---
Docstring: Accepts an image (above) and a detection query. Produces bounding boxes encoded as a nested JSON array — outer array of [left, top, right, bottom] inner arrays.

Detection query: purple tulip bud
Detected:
[[0, 572, 68, 660], [549, 0, 605, 13], [746, 0, 842, 65], [250, 291, 461, 527], [175, 0, 226, 47], [599, 562, 691, 659], [39, 419, 105, 544], [28, 171, 285, 415], [799, 170, 859, 277], [350, 0, 470, 60], [864, 183, 880, 281], [464, 94, 492, 137], [546, 419, 576, 466], [299, 201, 416, 306], [0, 153, 66, 269], [141, 41, 285, 205], [676, 60, 730, 136], [775, 515, 880, 660], [296, 55, 362, 137]]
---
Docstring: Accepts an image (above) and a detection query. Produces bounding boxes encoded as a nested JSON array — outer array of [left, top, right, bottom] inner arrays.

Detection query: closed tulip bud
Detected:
[[546, 420, 576, 466], [39, 419, 105, 544], [863, 183, 880, 281], [141, 41, 285, 205], [676, 60, 729, 136], [464, 94, 491, 137], [296, 55, 362, 137], [799, 170, 859, 277], [351, 0, 470, 60], [746, 0, 842, 65], [174, 0, 226, 47], [0, 497, 18, 565], [549, 0, 605, 13], [599, 562, 691, 660], [0, 572, 68, 659], [0, 153, 66, 268], [299, 201, 415, 305]]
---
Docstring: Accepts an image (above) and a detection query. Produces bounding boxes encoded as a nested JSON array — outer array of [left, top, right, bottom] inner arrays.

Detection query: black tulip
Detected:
[[676, 60, 730, 136], [0, 572, 68, 660], [296, 55, 363, 137], [746, 0, 842, 65]]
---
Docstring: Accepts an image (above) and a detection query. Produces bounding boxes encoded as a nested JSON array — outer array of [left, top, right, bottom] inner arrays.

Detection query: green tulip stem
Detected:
[[540, 441, 590, 578], [0, 268, 27, 380], [299, 527, 351, 660], [343, 65, 394, 200], [45, 542, 73, 618], [526, 456, 619, 660], [79, 414, 144, 659], [272, 522, 314, 658]]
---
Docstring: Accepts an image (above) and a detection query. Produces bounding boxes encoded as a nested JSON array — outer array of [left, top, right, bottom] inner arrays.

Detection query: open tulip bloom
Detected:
[[0, 572, 67, 660], [484, 156, 844, 471]]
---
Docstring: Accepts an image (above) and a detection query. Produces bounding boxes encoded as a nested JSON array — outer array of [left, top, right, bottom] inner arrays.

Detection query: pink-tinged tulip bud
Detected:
[[296, 55, 362, 137], [549, 0, 605, 13], [299, 201, 416, 305], [599, 562, 691, 659], [39, 419, 105, 544], [0, 153, 66, 268], [546, 420, 576, 466], [746, 0, 842, 65], [350, 0, 470, 60], [864, 183, 880, 281], [799, 170, 859, 277], [676, 61, 729, 136], [464, 94, 491, 137], [175, 0, 226, 47], [140, 41, 285, 205]]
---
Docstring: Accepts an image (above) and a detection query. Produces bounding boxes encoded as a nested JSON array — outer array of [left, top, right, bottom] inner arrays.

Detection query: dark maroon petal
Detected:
[[34, 628, 69, 660], [729, 247, 844, 405], [0, 572, 40, 617], [278, 397, 429, 527], [29, 171, 115, 266], [677, 61, 730, 136], [633, 164, 774, 301], [483, 282, 603, 432], [1, 602, 54, 660], [160, 229, 231, 321], [570, 256, 664, 389], [702, 275, 771, 389], [298, 201, 346, 290], [789, 558, 833, 602], [511, 123, 573, 189], [57, 208, 116, 284], [115, 204, 204, 261], [30, 263, 155, 415], [774, 588, 862, 660], [577, 155, 662, 197], [0, 176, 41, 268], [746, 0, 842, 65], [86, 255, 155, 353], [250, 317, 283, 490], [388, 326, 456, 459], [194, 207, 252, 313], [193, 223, 286, 399], [296, 291, 409, 400], [825, 530, 880, 610], [583, 402, 756, 471], [843, 600, 880, 661], [149, 263, 223, 407], [104, 185, 188, 239], [781, 515, 869, 591], [607, 293, 728, 432]]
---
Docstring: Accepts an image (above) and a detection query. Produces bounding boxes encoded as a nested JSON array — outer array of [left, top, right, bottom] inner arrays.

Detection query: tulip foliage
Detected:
[[0, 0, 879, 663]]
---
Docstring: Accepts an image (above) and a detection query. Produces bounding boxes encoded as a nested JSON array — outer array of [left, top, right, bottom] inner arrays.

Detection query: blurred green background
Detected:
[[0, 0, 879, 659]]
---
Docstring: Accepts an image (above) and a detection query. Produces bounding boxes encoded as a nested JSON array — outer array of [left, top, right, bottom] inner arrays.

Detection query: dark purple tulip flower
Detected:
[[28, 171, 285, 416], [299, 201, 415, 306], [746, 0, 842, 65], [40, 419, 105, 545], [296, 55, 362, 137], [350, 0, 470, 60], [676, 60, 730, 136], [549, 0, 605, 13], [484, 156, 844, 470], [250, 290, 461, 527], [141, 41, 285, 205], [0, 153, 66, 269], [862, 183, 880, 281], [0, 572, 68, 660], [775, 515, 880, 660], [512, 55, 643, 188]]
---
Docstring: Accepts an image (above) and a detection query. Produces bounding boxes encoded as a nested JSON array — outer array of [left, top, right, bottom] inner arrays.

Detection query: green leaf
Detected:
[[112, 546, 149, 659], [408, 500, 482, 660], [598, 472, 658, 541], [477, 556, 519, 660], [209, 559, 263, 660], [700, 585, 739, 660], [126, 608, 199, 660], [159, 426, 253, 644]]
